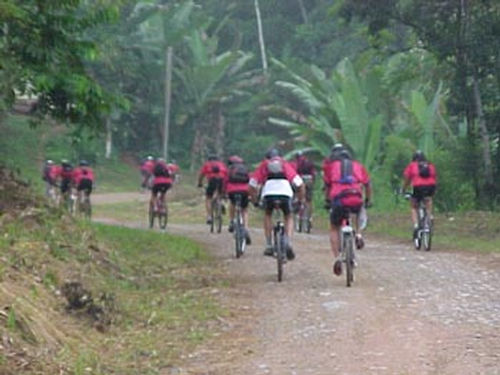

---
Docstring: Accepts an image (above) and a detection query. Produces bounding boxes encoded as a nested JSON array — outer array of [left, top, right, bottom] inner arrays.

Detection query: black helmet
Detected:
[[412, 150, 426, 162], [330, 143, 346, 160], [295, 150, 304, 158], [79, 160, 89, 167], [61, 159, 71, 167], [208, 154, 218, 161], [265, 148, 280, 159], [340, 149, 352, 159]]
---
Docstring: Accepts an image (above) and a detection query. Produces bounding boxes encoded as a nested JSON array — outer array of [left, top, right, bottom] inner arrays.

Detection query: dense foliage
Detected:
[[1, 0, 498, 209]]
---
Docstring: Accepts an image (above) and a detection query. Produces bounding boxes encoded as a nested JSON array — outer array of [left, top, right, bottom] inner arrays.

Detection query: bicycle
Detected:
[[233, 193, 247, 258], [294, 200, 312, 234], [271, 199, 287, 282], [61, 188, 77, 215], [406, 194, 433, 251], [339, 211, 356, 287], [149, 193, 168, 230], [77, 192, 92, 220]]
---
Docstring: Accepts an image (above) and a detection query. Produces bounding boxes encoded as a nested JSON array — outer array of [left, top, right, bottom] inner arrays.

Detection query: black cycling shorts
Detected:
[[228, 192, 249, 209], [329, 199, 362, 227], [77, 179, 93, 195], [263, 195, 292, 216], [152, 183, 171, 195], [412, 185, 436, 201], [60, 178, 72, 194], [206, 178, 224, 198]]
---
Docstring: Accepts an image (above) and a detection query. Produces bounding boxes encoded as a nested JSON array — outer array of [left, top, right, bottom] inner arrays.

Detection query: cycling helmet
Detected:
[[340, 149, 352, 159], [46, 159, 54, 165], [265, 148, 280, 159], [228, 155, 243, 165], [412, 150, 426, 162], [79, 160, 89, 166], [157, 157, 166, 163], [295, 150, 304, 158], [147, 155, 154, 161], [330, 143, 346, 160], [61, 159, 70, 166], [208, 154, 218, 161]]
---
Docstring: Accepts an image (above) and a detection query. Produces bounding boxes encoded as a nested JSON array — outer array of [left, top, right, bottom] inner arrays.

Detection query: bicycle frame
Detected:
[[415, 197, 432, 251]]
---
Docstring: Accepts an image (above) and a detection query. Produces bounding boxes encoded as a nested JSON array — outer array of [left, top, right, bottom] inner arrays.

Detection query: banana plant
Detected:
[[270, 57, 383, 170]]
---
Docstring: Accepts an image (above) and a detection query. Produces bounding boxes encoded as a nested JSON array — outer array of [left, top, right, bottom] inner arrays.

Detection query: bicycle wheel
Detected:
[[159, 209, 167, 230], [216, 200, 223, 233], [210, 200, 215, 233], [302, 205, 311, 234], [82, 197, 92, 220], [276, 228, 285, 282], [422, 216, 432, 251], [148, 203, 155, 229], [344, 234, 354, 287]]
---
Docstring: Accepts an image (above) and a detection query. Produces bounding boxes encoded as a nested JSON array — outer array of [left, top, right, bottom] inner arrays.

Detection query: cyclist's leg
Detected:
[[150, 184, 158, 209], [205, 179, 216, 222], [227, 193, 236, 231]]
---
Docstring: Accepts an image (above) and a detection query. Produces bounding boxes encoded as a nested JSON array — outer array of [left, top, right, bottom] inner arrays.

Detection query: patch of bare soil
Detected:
[[95, 192, 500, 375]]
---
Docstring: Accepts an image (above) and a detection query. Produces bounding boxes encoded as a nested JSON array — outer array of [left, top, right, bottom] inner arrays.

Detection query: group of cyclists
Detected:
[[44, 143, 437, 278], [195, 144, 437, 277]]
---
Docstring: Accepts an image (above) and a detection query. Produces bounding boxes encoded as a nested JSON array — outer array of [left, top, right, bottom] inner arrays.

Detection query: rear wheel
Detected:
[[276, 231, 284, 282], [344, 236, 354, 287], [159, 204, 167, 230], [215, 200, 222, 233], [422, 215, 432, 251], [210, 200, 215, 233], [148, 203, 155, 229]]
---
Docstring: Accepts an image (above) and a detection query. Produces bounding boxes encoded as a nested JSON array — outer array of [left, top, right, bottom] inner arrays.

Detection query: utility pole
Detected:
[[254, 0, 268, 72], [163, 46, 173, 160]]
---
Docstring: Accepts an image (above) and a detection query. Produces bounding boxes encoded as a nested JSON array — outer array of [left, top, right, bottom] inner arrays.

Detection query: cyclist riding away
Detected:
[[322, 144, 372, 276], [225, 155, 252, 245], [402, 150, 437, 239], [150, 157, 173, 213], [140, 156, 155, 191], [249, 148, 305, 260], [197, 155, 228, 224], [290, 150, 316, 224], [59, 159, 74, 198], [73, 160, 95, 206]]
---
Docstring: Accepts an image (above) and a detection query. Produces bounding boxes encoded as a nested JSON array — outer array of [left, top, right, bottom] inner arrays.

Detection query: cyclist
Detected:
[[225, 155, 252, 245], [249, 148, 305, 260], [197, 155, 228, 224], [58, 159, 75, 200], [150, 158, 173, 214], [42, 159, 58, 198], [167, 160, 180, 183], [322, 144, 372, 276], [140, 156, 155, 190], [73, 160, 95, 206], [402, 150, 437, 239], [290, 150, 316, 224]]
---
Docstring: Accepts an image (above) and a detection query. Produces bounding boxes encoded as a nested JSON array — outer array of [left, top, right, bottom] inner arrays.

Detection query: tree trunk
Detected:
[[297, 0, 308, 24], [105, 118, 112, 159], [254, 0, 268, 72], [214, 105, 225, 159], [472, 72, 494, 188], [163, 46, 173, 161]]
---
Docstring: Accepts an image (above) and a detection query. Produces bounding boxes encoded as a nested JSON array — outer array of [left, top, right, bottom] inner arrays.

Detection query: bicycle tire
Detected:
[[344, 235, 354, 287], [276, 228, 285, 282], [304, 205, 312, 233], [148, 204, 155, 229], [216, 200, 222, 234], [210, 200, 215, 233], [235, 225, 243, 258], [422, 215, 432, 251], [82, 198, 92, 220]]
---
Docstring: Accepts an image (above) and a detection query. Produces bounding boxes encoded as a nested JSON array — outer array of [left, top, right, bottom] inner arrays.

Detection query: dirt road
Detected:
[[94, 193, 500, 375]]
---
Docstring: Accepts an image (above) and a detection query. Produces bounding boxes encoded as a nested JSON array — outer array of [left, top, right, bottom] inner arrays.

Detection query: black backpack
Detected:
[[154, 163, 170, 177], [339, 158, 355, 184], [297, 158, 314, 175], [211, 163, 220, 173], [229, 163, 250, 183], [418, 161, 431, 178]]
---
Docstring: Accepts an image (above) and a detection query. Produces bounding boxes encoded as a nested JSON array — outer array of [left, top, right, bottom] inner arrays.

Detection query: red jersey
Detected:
[[199, 160, 227, 180], [153, 161, 174, 185], [73, 167, 95, 185], [403, 161, 437, 187], [49, 165, 61, 180], [250, 158, 298, 185], [167, 163, 180, 176], [322, 158, 370, 200], [141, 160, 155, 174], [290, 156, 316, 177]]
